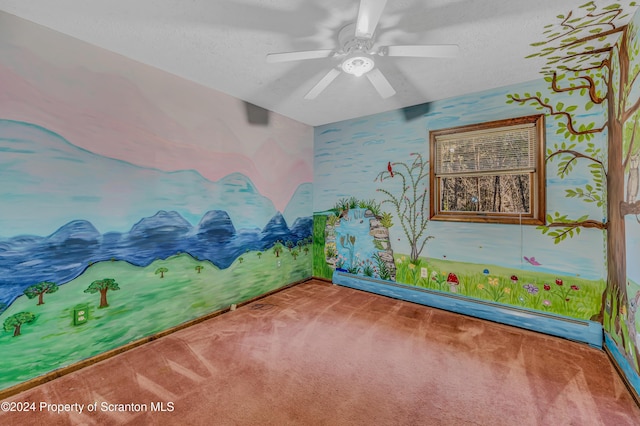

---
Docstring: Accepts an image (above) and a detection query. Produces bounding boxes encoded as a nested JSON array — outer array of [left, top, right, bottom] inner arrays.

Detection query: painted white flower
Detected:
[[421, 267, 428, 278]]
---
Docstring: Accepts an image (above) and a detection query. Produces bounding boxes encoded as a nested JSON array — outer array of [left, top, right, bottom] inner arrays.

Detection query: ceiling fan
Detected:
[[266, 0, 459, 100]]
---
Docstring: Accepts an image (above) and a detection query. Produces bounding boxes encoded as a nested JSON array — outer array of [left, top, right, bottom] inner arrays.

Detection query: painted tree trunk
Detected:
[[37, 292, 44, 305], [600, 36, 629, 328], [13, 324, 21, 337], [410, 243, 419, 263], [608, 120, 627, 294], [99, 289, 109, 308]]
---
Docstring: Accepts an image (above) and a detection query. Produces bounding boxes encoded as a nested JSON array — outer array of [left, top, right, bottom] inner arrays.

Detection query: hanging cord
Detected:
[[520, 212, 523, 268]]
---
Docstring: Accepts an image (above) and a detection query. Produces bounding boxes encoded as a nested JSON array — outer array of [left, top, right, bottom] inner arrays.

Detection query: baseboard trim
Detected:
[[0, 277, 311, 401], [333, 271, 603, 348], [603, 333, 640, 407]]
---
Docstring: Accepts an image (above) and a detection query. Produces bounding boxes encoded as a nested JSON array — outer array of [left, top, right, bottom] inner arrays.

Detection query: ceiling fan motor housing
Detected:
[[338, 23, 375, 76]]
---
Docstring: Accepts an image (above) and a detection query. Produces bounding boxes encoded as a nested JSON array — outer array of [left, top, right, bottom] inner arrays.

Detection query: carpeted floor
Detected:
[[1, 279, 639, 425]]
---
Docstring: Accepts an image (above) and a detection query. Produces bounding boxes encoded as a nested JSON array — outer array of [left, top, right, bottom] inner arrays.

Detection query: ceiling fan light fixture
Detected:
[[341, 55, 375, 77]]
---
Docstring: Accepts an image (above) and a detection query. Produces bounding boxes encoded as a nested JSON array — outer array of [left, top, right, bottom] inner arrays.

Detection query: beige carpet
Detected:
[[1, 279, 639, 425]]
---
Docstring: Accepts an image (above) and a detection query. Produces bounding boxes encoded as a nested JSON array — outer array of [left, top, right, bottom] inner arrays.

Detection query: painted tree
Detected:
[[84, 278, 120, 308], [195, 265, 204, 274], [155, 267, 168, 278], [3, 312, 36, 337], [286, 240, 295, 252], [506, 2, 640, 336], [272, 241, 284, 258], [375, 152, 433, 262], [23, 281, 59, 305]]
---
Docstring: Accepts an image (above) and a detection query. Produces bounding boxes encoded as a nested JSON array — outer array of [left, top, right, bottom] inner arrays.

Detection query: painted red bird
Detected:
[[387, 161, 394, 177]]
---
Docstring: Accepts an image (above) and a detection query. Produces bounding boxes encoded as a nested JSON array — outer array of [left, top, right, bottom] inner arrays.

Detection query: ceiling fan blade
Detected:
[[355, 0, 388, 39], [366, 68, 395, 99], [304, 68, 341, 100], [384, 44, 459, 58], [266, 49, 334, 63]]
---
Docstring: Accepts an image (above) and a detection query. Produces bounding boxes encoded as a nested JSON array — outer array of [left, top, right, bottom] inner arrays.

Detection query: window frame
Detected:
[[429, 114, 546, 225]]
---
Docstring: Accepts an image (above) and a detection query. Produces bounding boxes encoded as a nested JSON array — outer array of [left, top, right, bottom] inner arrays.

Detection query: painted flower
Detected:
[[543, 300, 551, 306], [477, 284, 485, 290], [570, 285, 580, 291], [421, 267, 428, 278], [408, 263, 416, 270], [397, 257, 403, 264], [543, 284, 551, 291], [503, 288, 511, 294], [488, 277, 499, 286], [555, 278, 563, 286], [523, 284, 539, 294]]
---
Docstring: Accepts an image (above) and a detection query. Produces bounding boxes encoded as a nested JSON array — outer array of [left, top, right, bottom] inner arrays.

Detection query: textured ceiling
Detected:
[[0, 0, 636, 126]]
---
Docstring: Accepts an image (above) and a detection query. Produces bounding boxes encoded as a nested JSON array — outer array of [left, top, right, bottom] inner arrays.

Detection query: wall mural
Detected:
[[313, 0, 640, 393], [0, 13, 312, 391], [313, 73, 609, 321], [507, 1, 640, 386]]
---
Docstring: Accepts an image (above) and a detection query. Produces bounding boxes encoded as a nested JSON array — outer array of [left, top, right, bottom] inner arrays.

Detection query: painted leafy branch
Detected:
[[540, 212, 608, 243], [375, 152, 433, 262], [506, 1, 640, 243]]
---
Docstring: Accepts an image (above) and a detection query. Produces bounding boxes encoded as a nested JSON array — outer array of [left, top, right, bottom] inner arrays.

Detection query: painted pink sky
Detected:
[[0, 14, 313, 212]]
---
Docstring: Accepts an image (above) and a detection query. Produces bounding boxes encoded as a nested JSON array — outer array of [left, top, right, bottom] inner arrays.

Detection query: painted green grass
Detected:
[[604, 279, 640, 372], [392, 255, 605, 320], [0, 250, 311, 390], [313, 214, 333, 280]]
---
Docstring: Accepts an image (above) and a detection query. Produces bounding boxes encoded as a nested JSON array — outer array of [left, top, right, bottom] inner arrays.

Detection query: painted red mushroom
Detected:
[[447, 273, 460, 293], [510, 275, 518, 284]]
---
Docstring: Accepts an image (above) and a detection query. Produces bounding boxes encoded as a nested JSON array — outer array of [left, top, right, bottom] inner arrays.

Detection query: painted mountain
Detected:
[[0, 209, 312, 307], [0, 119, 289, 236], [0, 119, 313, 307]]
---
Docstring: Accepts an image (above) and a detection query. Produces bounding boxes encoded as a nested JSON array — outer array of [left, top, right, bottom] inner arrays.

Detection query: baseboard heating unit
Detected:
[[333, 271, 603, 348]]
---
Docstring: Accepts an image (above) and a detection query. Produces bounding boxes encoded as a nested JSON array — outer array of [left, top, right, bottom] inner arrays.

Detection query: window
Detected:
[[429, 115, 546, 225]]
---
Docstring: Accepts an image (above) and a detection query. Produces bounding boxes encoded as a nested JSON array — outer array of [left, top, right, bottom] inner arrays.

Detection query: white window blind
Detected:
[[435, 123, 537, 176]]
